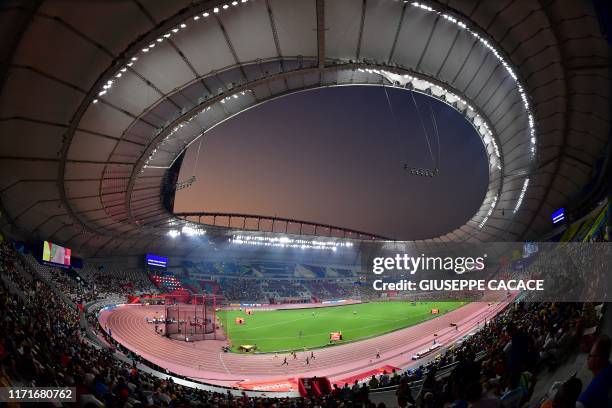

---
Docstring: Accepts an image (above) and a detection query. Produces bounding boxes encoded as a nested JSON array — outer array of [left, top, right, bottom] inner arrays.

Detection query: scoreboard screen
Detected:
[[146, 254, 168, 268], [42, 241, 71, 268], [552, 208, 565, 224]]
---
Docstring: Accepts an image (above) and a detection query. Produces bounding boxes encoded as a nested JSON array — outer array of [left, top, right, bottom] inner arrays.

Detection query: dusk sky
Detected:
[[175, 86, 488, 240]]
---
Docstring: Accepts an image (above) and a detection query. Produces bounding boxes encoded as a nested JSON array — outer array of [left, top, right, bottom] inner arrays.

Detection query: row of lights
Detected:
[[513, 178, 530, 214], [143, 89, 253, 170], [361, 67, 502, 171], [94, 0, 530, 230], [410, 1, 534, 219], [168, 225, 206, 238], [220, 90, 252, 104], [143, 111, 203, 169], [92, 0, 252, 104], [479, 195, 498, 229], [231, 235, 354, 251]]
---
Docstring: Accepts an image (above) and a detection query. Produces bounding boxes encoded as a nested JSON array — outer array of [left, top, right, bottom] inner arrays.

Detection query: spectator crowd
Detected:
[[1, 239, 610, 407]]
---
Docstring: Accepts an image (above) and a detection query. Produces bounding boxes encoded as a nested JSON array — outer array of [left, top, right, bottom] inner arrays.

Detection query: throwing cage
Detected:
[[164, 294, 226, 341]]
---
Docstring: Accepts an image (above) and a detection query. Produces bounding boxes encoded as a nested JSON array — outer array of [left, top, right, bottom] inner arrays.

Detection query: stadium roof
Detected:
[[0, 0, 609, 257]]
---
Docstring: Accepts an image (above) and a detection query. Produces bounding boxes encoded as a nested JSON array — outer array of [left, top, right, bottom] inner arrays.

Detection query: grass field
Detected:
[[218, 301, 466, 352]]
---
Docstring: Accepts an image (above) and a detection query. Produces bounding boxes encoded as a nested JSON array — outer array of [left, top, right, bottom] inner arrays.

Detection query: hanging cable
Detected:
[[193, 137, 203, 175], [428, 99, 441, 172], [402, 91, 439, 177], [176, 137, 202, 191], [409, 91, 436, 168], [382, 81, 408, 161]]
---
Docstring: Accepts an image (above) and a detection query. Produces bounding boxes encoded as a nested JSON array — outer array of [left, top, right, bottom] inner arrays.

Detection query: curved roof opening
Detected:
[[174, 86, 488, 240], [0, 0, 607, 255]]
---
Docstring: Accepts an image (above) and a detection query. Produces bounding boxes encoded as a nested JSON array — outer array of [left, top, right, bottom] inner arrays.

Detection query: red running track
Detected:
[[99, 301, 508, 392]]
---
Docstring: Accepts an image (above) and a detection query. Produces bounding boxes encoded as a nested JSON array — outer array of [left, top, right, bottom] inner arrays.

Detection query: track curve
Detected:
[[100, 301, 507, 391]]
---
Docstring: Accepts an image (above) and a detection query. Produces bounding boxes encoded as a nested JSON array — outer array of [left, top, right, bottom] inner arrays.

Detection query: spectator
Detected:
[[396, 377, 414, 407], [466, 381, 501, 408], [578, 335, 612, 408], [540, 376, 582, 408]]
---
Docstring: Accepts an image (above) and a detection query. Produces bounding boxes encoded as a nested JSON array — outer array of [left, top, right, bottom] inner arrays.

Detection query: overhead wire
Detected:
[[175, 135, 203, 191], [428, 99, 441, 171], [192, 137, 203, 176], [381, 80, 409, 162], [409, 90, 436, 169]]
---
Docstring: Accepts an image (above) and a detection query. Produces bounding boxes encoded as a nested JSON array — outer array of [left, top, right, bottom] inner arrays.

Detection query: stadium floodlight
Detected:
[[182, 225, 205, 236], [231, 234, 354, 251], [168, 229, 180, 238]]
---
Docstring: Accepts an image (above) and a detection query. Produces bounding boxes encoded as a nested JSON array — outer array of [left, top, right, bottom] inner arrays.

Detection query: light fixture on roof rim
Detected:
[[409, 0, 536, 163]]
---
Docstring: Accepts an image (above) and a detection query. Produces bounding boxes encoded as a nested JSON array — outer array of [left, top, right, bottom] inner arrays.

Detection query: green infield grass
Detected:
[[218, 301, 466, 353]]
